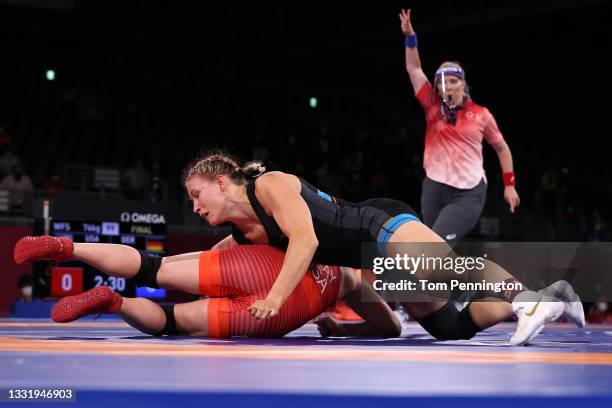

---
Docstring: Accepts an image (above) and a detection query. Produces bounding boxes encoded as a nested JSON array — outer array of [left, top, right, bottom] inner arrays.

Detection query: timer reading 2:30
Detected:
[[93, 275, 126, 291]]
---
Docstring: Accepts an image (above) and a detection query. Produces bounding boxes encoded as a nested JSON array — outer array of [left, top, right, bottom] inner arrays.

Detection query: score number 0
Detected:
[[50, 267, 83, 296]]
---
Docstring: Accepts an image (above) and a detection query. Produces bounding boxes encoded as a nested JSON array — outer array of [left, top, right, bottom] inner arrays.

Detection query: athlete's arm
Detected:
[[247, 172, 319, 320], [316, 268, 401, 337], [399, 9, 427, 93], [211, 234, 237, 250]]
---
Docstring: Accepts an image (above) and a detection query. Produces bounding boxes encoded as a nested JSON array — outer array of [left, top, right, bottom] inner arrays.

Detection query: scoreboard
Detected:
[[32, 197, 169, 300], [50, 219, 166, 251]]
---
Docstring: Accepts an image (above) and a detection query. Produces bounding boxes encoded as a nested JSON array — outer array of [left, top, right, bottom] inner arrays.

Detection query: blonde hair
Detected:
[[182, 150, 266, 186], [438, 61, 465, 71]]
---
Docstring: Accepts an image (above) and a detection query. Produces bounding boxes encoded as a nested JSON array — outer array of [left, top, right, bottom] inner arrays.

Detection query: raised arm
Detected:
[[247, 173, 319, 320], [399, 8, 428, 93]]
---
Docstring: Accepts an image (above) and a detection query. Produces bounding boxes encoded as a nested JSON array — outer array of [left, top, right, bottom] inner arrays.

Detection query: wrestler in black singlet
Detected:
[[231, 177, 484, 340], [231, 177, 421, 267]]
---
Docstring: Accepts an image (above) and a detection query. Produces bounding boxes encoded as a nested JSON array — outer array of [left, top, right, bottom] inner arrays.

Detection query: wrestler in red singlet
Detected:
[[200, 245, 341, 338]]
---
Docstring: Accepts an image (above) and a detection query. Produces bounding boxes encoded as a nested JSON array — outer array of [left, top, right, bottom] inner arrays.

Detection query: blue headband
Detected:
[[434, 66, 465, 81]]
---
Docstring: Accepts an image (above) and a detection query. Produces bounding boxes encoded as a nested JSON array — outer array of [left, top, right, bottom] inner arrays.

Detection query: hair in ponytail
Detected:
[[241, 161, 266, 178], [182, 150, 266, 186]]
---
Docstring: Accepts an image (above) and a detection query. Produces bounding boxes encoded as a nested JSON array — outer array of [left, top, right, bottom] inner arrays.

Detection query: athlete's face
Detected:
[[186, 174, 228, 226], [436, 75, 465, 107]]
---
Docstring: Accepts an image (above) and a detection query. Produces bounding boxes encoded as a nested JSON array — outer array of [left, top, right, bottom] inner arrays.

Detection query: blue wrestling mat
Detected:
[[1, 320, 611, 408]]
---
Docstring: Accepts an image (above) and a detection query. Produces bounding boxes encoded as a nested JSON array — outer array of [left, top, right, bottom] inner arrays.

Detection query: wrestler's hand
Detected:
[[248, 297, 282, 320], [399, 8, 415, 36], [504, 186, 521, 213], [314, 316, 349, 337]]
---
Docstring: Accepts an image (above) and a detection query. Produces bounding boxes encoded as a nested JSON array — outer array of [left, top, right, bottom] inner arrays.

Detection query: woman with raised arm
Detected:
[[399, 8, 520, 247]]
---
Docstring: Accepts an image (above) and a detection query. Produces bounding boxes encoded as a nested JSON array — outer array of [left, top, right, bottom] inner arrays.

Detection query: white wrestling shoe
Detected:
[[541, 280, 585, 328], [510, 290, 564, 346]]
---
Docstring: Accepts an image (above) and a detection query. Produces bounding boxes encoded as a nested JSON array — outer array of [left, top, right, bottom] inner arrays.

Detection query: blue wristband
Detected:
[[405, 34, 418, 49]]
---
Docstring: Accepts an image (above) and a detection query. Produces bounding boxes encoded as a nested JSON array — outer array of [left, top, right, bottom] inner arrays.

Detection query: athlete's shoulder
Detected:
[[254, 171, 301, 193], [258, 170, 288, 179]]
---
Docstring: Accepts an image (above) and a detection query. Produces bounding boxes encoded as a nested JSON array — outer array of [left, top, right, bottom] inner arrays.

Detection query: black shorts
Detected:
[[357, 198, 421, 254]]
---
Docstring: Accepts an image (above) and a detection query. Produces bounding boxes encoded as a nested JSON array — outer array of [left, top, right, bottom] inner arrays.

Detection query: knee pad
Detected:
[[416, 302, 482, 340], [133, 251, 162, 288], [153, 304, 178, 336]]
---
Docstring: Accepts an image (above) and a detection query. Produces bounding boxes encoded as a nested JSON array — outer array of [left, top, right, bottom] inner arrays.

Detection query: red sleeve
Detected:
[[483, 109, 505, 146], [415, 81, 435, 110]]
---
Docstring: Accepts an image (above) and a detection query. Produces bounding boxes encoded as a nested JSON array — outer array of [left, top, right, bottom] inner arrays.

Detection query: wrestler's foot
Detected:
[[541, 280, 585, 328], [510, 290, 564, 346], [13, 236, 73, 264], [51, 286, 123, 323]]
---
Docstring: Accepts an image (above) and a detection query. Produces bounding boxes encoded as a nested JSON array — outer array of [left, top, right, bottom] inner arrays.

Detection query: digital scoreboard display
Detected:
[[32, 199, 169, 300], [50, 219, 166, 251]]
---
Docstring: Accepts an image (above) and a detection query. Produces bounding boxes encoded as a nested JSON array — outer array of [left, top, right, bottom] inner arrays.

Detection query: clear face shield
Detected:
[[434, 66, 465, 125]]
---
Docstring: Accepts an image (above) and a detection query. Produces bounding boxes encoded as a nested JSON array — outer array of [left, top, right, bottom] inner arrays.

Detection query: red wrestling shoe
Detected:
[[13, 236, 74, 264], [51, 286, 123, 323]]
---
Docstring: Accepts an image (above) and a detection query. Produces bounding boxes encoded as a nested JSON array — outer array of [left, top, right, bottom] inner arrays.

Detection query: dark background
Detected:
[[0, 0, 610, 241]]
